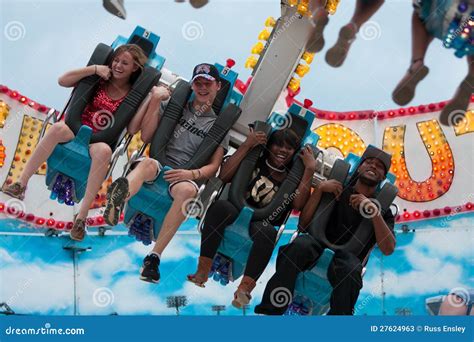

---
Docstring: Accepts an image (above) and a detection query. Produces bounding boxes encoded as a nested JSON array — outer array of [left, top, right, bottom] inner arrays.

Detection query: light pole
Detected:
[[63, 243, 91, 316], [395, 307, 412, 316], [212, 305, 226, 316], [241, 304, 250, 316], [167, 296, 188, 315]]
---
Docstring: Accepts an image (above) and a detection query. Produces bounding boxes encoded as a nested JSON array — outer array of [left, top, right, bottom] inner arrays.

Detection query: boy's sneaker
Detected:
[[140, 254, 160, 284]]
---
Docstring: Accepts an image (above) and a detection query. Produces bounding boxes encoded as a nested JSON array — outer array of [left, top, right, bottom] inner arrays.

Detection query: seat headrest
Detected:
[[129, 35, 154, 58], [212, 78, 231, 115], [359, 145, 392, 175]]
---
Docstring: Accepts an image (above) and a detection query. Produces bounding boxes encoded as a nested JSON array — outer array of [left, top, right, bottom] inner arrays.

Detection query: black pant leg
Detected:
[[255, 235, 324, 315], [200, 200, 240, 259], [327, 250, 363, 315], [243, 221, 278, 281]]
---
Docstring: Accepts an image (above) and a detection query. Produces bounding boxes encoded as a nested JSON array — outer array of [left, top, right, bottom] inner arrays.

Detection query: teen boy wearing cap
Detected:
[[255, 147, 396, 315], [103, 63, 229, 283]]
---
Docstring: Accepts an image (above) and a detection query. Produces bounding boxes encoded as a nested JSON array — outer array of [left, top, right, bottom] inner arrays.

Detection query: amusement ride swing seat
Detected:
[[197, 103, 321, 285], [43, 27, 164, 206], [286, 146, 398, 315], [123, 62, 242, 245]]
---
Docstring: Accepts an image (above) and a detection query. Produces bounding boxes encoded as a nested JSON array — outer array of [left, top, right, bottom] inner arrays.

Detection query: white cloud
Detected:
[[0, 250, 73, 314], [363, 228, 473, 299]]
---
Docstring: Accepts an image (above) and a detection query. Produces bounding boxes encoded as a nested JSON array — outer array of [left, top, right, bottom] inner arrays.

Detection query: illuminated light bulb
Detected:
[[297, 0, 310, 16], [295, 63, 310, 77], [288, 77, 301, 92], [288, 0, 298, 6], [302, 51, 315, 64], [325, 0, 341, 15], [258, 29, 271, 41], [251, 41, 265, 54], [265, 16, 276, 27], [245, 55, 258, 69]]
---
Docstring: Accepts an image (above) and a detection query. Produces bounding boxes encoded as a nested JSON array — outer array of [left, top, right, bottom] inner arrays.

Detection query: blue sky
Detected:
[[1, 0, 469, 113]]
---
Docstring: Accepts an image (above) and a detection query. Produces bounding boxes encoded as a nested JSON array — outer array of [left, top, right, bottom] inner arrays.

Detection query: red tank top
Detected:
[[81, 82, 126, 132]]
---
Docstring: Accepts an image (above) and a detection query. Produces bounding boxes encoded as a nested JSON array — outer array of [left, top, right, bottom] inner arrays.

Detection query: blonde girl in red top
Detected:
[[3, 44, 148, 241]]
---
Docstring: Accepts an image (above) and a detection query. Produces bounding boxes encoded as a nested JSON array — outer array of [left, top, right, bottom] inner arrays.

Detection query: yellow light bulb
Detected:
[[288, 0, 298, 6], [265, 16, 276, 28], [245, 55, 258, 69], [295, 63, 310, 77], [288, 77, 301, 92], [251, 41, 265, 54], [258, 29, 271, 41], [325, 0, 341, 15], [302, 51, 315, 64], [297, 2, 309, 16]]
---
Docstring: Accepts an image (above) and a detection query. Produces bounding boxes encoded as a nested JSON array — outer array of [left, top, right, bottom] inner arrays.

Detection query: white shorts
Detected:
[[131, 157, 199, 195]]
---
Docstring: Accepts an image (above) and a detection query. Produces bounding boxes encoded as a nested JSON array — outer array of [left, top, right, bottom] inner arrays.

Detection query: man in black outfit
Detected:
[[255, 148, 396, 315]]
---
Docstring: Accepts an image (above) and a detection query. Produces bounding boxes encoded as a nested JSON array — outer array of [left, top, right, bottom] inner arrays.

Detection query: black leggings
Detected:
[[256, 234, 363, 315], [200, 200, 278, 281]]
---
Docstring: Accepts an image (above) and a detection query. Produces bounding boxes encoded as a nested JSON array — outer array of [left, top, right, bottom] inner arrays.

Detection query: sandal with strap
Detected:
[[70, 218, 86, 241], [392, 59, 429, 106], [103, 177, 129, 226], [187, 273, 207, 288], [232, 289, 252, 309], [306, 7, 330, 53], [325, 23, 358, 67], [2, 181, 27, 201]]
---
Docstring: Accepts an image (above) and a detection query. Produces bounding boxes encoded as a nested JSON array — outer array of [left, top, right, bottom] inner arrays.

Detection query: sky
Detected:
[[0, 0, 470, 113], [1, 0, 473, 316]]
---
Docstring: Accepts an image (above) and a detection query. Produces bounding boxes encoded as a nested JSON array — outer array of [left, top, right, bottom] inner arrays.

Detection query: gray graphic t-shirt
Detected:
[[159, 100, 229, 166]]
